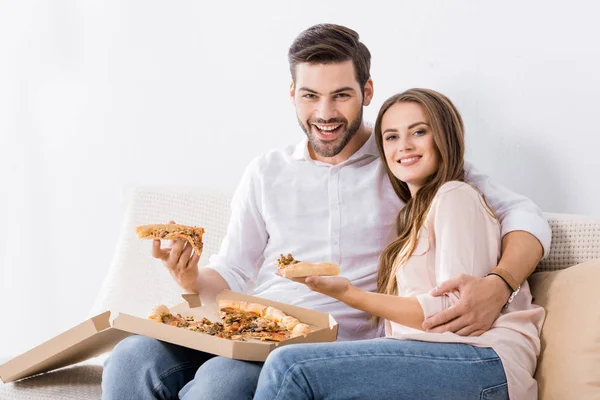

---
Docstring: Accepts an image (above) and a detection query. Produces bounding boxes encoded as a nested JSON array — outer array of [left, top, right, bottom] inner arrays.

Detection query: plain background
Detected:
[[1, 0, 599, 357]]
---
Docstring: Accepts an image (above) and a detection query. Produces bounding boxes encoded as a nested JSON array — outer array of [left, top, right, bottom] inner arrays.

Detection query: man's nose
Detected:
[[315, 99, 337, 120]]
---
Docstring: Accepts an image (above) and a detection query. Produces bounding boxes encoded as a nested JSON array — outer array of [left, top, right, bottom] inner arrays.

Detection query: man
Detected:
[[102, 24, 549, 399]]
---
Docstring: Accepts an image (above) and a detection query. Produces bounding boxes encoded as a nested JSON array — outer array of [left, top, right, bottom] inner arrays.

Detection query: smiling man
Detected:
[[102, 24, 550, 400]]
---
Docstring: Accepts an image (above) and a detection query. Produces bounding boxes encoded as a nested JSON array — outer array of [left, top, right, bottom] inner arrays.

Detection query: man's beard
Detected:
[[297, 109, 363, 158]]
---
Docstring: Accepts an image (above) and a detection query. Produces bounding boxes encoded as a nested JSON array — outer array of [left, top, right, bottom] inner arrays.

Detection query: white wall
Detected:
[[1, 0, 599, 357]]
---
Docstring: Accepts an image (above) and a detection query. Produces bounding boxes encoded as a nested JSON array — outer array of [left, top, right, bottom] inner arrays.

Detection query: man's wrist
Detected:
[[485, 274, 512, 302]]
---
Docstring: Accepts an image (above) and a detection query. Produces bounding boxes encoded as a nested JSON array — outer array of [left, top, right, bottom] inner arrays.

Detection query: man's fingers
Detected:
[[177, 242, 194, 270], [152, 240, 170, 261], [467, 329, 486, 337], [185, 250, 201, 270], [455, 325, 478, 337], [426, 316, 469, 334], [168, 238, 187, 267], [422, 305, 461, 330], [429, 277, 462, 297]]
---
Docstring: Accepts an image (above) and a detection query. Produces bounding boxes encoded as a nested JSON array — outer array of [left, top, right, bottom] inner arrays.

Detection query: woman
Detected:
[[253, 89, 544, 399]]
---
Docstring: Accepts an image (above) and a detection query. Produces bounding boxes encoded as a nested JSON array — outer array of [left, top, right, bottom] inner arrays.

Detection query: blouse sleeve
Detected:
[[416, 183, 502, 319]]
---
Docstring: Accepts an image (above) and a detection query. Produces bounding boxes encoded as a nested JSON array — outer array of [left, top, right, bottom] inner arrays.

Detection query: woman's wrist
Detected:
[[342, 284, 365, 308]]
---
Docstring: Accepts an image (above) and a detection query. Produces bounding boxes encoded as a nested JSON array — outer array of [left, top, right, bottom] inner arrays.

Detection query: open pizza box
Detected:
[[0, 290, 338, 383]]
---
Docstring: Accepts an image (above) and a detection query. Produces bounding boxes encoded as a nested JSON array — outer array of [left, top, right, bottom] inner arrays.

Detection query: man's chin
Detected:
[[311, 141, 344, 158]]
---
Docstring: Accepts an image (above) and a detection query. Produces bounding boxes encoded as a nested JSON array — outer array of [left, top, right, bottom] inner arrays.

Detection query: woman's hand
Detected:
[[290, 276, 353, 300]]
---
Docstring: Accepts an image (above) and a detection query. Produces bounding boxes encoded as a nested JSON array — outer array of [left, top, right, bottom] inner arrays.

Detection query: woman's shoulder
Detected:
[[435, 181, 479, 199], [432, 181, 497, 219]]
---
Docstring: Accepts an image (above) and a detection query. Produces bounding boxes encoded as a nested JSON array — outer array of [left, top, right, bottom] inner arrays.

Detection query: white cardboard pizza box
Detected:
[[0, 312, 131, 384], [0, 290, 338, 383]]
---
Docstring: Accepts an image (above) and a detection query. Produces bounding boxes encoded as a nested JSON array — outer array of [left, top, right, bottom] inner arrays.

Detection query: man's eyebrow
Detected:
[[331, 87, 356, 94], [297, 87, 357, 95]]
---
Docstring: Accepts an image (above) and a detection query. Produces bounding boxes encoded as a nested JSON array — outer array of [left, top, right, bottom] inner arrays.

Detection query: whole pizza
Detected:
[[148, 300, 311, 342]]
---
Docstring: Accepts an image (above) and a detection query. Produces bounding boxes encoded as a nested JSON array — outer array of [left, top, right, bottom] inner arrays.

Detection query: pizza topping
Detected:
[[275, 253, 300, 270]]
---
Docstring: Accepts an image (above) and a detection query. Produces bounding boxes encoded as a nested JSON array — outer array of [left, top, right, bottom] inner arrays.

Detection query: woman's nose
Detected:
[[398, 136, 414, 152]]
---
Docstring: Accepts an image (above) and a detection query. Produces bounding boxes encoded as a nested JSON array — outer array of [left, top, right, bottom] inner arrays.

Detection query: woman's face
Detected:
[[381, 102, 440, 195]]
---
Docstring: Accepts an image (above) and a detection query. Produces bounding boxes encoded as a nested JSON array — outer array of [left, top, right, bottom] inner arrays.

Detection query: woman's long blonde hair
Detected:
[[374, 88, 466, 295]]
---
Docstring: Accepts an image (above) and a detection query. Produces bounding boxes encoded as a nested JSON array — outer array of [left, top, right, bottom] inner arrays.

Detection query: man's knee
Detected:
[[104, 335, 164, 374], [180, 356, 263, 400]]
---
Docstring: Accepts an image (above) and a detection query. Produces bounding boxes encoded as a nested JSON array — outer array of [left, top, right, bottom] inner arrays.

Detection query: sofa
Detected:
[[1, 185, 599, 399]]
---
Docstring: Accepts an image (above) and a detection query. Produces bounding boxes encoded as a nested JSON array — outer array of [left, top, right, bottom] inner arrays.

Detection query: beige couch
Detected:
[[1, 186, 599, 399]]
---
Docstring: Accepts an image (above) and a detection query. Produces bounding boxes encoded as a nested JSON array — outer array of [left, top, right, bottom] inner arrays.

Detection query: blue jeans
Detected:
[[101, 335, 263, 399], [254, 339, 509, 400]]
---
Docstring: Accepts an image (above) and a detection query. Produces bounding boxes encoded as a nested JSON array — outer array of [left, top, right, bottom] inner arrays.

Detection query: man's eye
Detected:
[[302, 94, 316, 99], [335, 93, 350, 99]]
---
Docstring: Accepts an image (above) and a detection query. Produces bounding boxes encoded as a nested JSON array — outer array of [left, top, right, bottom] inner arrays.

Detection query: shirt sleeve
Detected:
[[416, 184, 502, 319], [205, 157, 268, 293], [464, 161, 551, 258]]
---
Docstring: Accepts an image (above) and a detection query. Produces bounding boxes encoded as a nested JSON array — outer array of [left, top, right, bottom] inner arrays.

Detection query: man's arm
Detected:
[[152, 157, 269, 305], [421, 163, 550, 335]]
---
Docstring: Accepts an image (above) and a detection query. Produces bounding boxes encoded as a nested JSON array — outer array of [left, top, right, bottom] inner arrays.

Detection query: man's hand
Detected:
[[152, 220, 201, 293], [422, 274, 511, 336]]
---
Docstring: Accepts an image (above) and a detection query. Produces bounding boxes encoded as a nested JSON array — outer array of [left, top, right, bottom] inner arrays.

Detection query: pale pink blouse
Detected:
[[385, 181, 545, 400]]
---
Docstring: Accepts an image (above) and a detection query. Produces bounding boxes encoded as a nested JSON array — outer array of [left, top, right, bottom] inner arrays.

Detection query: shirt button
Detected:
[[332, 204, 339, 211]]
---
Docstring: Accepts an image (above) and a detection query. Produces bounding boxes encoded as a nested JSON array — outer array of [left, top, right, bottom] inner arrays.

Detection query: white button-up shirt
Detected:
[[207, 134, 551, 341]]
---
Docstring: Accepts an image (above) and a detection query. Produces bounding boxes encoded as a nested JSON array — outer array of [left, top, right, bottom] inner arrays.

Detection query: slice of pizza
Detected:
[[135, 223, 205, 255], [275, 253, 340, 278], [218, 300, 311, 341]]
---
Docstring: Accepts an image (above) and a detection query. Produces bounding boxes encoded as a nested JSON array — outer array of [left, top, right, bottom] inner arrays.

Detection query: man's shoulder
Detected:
[[244, 143, 300, 176]]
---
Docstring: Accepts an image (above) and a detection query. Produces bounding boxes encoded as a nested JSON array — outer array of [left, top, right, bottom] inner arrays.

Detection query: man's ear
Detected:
[[363, 78, 374, 106], [289, 81, 296, 106]]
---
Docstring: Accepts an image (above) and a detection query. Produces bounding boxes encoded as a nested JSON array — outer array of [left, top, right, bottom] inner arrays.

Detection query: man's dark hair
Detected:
[[288, 24, 371, 93]]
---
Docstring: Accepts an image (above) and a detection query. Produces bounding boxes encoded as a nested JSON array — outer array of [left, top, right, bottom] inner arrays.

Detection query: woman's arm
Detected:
[[301, 276, 426, 330], [302, 183, 500, 331]]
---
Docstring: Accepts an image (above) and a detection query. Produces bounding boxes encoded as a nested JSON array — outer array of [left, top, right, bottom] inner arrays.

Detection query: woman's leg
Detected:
[[254, 339, 508, 400]]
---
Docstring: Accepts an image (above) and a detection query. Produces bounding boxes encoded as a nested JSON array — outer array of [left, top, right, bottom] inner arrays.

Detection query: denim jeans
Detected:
[[254, 339, 509, 400], [101, 335, 263, 399]]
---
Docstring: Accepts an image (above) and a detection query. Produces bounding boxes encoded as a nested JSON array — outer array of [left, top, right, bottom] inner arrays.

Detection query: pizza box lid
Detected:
[[0, 312, 132, 384], [0, 290, 338, 383], [111, 290, 339, 362]]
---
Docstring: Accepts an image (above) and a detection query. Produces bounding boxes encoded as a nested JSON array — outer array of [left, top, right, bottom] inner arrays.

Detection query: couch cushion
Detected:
[[0, 364, 102, 400], [529, 260, 600, 399]]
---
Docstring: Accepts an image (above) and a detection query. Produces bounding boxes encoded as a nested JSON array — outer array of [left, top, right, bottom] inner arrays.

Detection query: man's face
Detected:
[[291, 60, 372, 158]]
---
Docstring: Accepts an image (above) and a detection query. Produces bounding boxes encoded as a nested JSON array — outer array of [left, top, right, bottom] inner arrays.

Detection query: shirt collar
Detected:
[[291, 124, 379, 162]]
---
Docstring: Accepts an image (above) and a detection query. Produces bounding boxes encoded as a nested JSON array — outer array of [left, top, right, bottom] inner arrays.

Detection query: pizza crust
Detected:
[[280, 261, 340, 278], [135, 223, 205, 255], [148, 304, 170, 322], [291, 323, 311, 337]]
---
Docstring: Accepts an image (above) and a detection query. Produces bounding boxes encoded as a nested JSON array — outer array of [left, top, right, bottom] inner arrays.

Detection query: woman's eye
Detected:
[[385, 135, 397, 141], [413, 130, 426, 136]]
